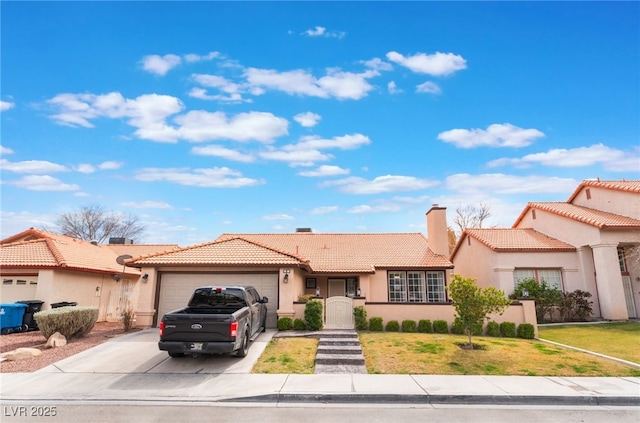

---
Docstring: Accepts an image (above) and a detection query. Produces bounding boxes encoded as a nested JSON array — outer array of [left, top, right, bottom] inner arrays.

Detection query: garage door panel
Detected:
[[157, 273, 278, 328]]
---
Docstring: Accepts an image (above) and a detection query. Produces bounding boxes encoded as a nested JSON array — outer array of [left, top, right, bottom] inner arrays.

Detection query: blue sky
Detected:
[[1, 1, 639, 246]]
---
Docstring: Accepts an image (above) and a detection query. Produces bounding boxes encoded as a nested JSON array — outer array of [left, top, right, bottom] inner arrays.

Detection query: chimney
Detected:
[[426, 204, 448, 257], [295, 228, 312, 233], [109, 237, 133, 244]]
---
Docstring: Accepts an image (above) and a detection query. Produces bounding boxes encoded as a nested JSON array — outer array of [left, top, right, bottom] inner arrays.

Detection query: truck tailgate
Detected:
[[161, 313, 235, 343]]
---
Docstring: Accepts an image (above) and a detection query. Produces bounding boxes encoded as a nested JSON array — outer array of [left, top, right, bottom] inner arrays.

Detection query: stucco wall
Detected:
[[572, 186, 640, 219]]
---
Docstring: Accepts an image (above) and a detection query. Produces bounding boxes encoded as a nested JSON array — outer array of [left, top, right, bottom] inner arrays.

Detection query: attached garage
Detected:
[[156, 272, 279, 328]]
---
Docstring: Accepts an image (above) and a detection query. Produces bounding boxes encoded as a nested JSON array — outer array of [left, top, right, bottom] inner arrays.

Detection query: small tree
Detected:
[[447, 275, 510, 349], [55, 204, 145, 243]]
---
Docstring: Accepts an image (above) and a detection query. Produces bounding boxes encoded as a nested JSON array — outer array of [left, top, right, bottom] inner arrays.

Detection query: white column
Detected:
[[591, 243, 628, 320]]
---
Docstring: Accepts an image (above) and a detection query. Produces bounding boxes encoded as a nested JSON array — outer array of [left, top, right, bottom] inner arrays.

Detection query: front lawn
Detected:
[[537, 322, 640, 364], [253, 332, 640, 376]]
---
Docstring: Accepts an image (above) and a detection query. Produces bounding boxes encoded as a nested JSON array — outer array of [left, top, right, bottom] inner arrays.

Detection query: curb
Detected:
[[224, 393, 640, 406]]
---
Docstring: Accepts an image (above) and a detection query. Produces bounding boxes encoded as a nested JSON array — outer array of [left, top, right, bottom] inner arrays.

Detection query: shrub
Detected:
[[517, 323, 535, 339], [34, 306, 98, 340], [293, 318, 306, 331], [401, 319, 417, 333], [304, 300, 323, 331], [369, 317, 383, 331], [559, 290, 593, 322], [500, 321, 517, 338], [385, 320, 400, 332], [433, 320, 449, 334], [297, 294, 315, 303], [417, 319, 432, 333], [353, 306, 368, 331], [121, 301, 136, 332], [452, 317, 483, 336], [486, 321, 501, 337], [277, 317, 293, 331]]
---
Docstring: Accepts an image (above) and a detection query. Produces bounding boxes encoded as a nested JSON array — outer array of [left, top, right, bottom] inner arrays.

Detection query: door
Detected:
[[328, 278, 345, 297], [622, 276, 637, 318], [325, 296, 354, 329]]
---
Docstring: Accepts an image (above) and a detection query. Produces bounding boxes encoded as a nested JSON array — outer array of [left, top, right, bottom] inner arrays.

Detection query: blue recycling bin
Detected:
[[0, 303, 28, 334]]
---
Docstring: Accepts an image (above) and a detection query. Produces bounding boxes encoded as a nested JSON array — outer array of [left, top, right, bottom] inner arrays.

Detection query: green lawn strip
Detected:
[[538, 322, 640, 364], [252, 337, 318, 374]]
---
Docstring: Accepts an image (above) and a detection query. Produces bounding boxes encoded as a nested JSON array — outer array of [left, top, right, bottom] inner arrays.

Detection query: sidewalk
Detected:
[[1, 329, 639, 406]]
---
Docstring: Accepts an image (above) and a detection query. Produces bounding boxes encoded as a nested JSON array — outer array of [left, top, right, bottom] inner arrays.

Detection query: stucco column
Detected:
[[276, 268, 295, 319], [576, 246, 601, 317], [591, 243, 627, 320]]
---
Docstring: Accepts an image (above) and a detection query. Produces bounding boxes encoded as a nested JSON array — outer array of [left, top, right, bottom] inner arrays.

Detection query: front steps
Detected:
[[314, 330, 367, 374]]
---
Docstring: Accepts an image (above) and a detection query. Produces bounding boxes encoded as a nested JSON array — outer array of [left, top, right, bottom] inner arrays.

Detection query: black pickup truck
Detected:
[[158, 285, 268, 358]]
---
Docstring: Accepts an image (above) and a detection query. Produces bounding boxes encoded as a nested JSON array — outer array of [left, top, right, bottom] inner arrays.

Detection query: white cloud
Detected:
[[6, 175, 80, 191], [141, 54, 182, 76], [292, 133, 371, 151], [310, 206, 339, 215], [188, 87, 248, 103], [362, 58, 393, 71], [445, 173, 578, 194], [190, 74, 249, 103], [416, 81, 441, 94], [303, 26, 346, 39], [437, 123, 545, 148], [244, 67, 376, 100], [347, 204, 404, 213], [294, 112, 322, 128], [386, 51, 467, 76], [184, 51, 220, 62], [259, 148, 333, 166], [175, 110, 289, 143], [119, 201, 173, 209], [0, 146, 14, 155], [75, 164, 96, 174], [191, 145, 256, 162], [0, 158, 68, 174], [135, 167, 264, 188], [321, 175, 439, 194], [387, 81, 402, 94], [98, 161, 123, 170], [262, 214, 295, 220], [0, 100, 15, 111], [298, 165, 350, 177], [487, 144, 640, 172]]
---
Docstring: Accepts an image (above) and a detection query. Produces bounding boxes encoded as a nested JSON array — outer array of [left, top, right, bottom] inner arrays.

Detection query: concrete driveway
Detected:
[[37, 328, 276, 375]]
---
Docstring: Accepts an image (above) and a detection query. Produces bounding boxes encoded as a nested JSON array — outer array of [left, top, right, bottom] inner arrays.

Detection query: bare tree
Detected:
[[55, 204, 145, 243], [454, 203, 491, 236]]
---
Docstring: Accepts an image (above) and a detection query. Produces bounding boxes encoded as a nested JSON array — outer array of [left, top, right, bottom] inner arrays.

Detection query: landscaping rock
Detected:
[[45, 332, 67, 348], [1, 348, 42, 361]]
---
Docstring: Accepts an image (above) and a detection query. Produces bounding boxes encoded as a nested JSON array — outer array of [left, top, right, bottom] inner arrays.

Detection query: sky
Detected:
[[1, 1, 639, 247]]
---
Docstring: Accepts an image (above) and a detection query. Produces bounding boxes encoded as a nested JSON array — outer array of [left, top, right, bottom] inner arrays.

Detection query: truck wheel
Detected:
[[235, 331, 249, 357], [168, 352, 185, 358]]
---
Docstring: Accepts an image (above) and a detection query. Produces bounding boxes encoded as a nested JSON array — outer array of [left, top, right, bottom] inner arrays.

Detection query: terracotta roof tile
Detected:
[[458, 228, 576, 254], [516, 202, 640, 229], [107, 244, 181, 258], [567, 179, 640, 203]]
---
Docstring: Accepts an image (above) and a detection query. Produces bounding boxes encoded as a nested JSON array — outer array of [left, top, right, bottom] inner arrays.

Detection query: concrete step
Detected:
[[319, 333, 358, 339], [318, 339, 360, 346], [317, 345, 362, 355], [314, 363, 368, 374], [315, 353, 365, 365]]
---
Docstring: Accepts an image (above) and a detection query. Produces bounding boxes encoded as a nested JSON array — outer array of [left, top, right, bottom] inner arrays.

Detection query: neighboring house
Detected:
[[0, 228, 178, 322], [126, 206, 458, 329], [451, 179, 640, 321]]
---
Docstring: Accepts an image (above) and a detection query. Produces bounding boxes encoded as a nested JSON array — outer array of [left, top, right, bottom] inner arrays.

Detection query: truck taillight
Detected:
[[159, 320, 165, 337], [230, 321, 238, 337]]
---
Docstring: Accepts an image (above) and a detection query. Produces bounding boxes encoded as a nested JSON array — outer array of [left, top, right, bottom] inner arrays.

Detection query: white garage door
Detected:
[[157, 273, 278, 328]]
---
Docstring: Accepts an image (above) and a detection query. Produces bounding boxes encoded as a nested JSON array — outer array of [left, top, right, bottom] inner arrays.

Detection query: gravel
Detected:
[[0, 322, 137, 373]]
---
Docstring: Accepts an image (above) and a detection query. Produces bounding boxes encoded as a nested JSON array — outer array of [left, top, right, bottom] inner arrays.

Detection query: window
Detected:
[[16, 280, 26, 285], [513, 269, 563, 290], [346, 278, 358, 297], [618, 248, 628, 273], [3, 279, 12, 285], [388, 271, 446, 303]]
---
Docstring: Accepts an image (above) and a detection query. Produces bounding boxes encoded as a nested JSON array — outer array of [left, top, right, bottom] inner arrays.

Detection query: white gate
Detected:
[[622, 276, 637, 318], [325, 296, 354, 329]]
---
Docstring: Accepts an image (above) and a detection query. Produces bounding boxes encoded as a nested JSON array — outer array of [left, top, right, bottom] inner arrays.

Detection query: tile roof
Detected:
[[127, 237, 309, 267], [107, 244, 181, 258], [513, 202, 640, 229], [214, 233, 453, 273], [0, 228, 140, 276], [451, 228, 576, 258], [567, 179, 640, 203]]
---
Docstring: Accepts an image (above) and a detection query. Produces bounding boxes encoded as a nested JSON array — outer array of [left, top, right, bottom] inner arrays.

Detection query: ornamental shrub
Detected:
[[353, 306, 368, 331], [517, 323, 535, 339], [369, 317, 383, 331], [401, 319, 417, 333], [452, 317, 483, 336], [304, 300, 323, 331], [293, 318, 306, 331], [277, 317, 293, 331], [486, 321, 501, 337], [385, 320, 400, 332], [433, 320, 449, 334], [500, 321, 517, 338], [34, 306, 98, 340], [417, 319, 432, 333]]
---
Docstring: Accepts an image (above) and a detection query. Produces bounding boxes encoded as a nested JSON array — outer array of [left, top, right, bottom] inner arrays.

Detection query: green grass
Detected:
[[537, 322, 640, 364]]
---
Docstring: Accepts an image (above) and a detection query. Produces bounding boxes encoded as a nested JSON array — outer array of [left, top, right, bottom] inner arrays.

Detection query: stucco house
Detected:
[[451, 179, 640, 321], [0, 228, 178, 323], [126, 206, 537, 330]]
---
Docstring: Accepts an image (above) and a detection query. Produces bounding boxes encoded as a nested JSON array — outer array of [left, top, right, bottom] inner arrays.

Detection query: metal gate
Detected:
[[325, 296, 354, 329], [622, 275, 637, 318]]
